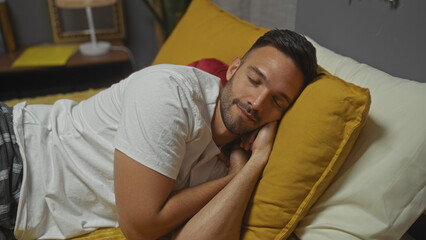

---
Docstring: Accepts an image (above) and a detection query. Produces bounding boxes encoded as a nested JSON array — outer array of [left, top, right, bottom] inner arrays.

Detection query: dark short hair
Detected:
[[243, 29, 318, 87]]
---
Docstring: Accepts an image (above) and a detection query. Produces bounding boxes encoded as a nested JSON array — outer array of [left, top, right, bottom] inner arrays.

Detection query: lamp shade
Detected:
[[55, 0, 117, 9]]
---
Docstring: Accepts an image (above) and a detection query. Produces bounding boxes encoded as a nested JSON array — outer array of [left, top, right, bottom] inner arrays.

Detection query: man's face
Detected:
[[220, 46, 304, 135]]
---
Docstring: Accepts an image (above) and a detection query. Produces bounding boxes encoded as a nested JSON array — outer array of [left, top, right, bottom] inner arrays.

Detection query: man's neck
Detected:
[[211, 100, 239, 146]]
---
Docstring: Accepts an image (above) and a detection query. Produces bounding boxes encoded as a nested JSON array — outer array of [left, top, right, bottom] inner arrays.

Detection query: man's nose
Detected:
[[251, 89, 269, 112]]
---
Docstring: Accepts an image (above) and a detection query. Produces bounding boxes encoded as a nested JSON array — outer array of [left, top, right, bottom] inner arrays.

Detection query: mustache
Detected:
[[233, 98, 259, 122]]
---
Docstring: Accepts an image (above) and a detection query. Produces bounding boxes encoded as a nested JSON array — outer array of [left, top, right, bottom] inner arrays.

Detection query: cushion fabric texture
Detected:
[[294, 37, 426, 240], [188, 58, 229, 86]]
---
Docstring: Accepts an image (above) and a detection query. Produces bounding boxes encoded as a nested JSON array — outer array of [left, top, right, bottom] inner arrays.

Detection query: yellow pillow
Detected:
[[152, 0, 268, 65], [241, 68, 371, 240], [69, 228, 126, 240]]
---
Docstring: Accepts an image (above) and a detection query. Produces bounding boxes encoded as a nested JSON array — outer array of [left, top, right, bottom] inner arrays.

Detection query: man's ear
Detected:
[[226, 57, 241, 81]]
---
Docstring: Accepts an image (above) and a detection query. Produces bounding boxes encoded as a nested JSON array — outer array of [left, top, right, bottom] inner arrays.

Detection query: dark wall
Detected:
[[6, 0, 426, 83], [7, 0, 52, 45], [295, 0, 426, 82]]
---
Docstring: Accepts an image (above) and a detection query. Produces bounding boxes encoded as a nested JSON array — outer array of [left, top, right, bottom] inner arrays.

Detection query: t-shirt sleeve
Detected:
[[114, 70, 192, 179]]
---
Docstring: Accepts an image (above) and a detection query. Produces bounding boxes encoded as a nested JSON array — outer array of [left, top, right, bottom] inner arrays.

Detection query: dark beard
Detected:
[[219, 76, 260, 135]]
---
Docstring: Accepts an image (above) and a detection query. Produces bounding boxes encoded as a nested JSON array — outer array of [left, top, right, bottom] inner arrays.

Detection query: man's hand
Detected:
[[227, 145, 250, 177], [240, 122, 278, 153], [218, 144, 250, 177], [225, 121, 278, 177], [251, 121, 278, 159], [239, 129, 260, 151]]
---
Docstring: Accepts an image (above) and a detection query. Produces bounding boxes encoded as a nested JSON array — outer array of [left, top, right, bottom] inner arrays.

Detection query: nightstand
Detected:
[[0, 40, 133, 100]]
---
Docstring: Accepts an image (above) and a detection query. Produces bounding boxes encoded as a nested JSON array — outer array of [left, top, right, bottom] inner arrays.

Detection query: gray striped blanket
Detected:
[[0, 102, 22, 240]]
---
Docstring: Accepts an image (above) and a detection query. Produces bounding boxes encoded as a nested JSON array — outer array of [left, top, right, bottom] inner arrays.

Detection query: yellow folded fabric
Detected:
[[12, 45, 77, 68], [69, 227, 126, 240]]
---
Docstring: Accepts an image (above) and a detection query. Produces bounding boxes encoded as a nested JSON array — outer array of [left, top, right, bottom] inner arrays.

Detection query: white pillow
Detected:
[[295, 37, 426, 240]]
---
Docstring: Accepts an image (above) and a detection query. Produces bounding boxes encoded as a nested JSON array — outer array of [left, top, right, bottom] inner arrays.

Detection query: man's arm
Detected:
[[172, 122, 278, 240], [114, 149, 244, 240]]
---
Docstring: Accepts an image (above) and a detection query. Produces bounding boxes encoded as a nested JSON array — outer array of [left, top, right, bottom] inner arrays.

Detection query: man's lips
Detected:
[[237, 104, 256, 122]]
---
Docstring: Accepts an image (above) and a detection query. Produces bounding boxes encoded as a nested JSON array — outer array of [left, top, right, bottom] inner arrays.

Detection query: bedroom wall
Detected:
[[295, 0, 426, 83], [212, 0, 297, 30], [6, 0, 425, 83]]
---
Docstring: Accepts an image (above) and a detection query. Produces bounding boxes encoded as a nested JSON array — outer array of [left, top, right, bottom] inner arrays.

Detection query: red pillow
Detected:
[[188, 58, 229, 86]]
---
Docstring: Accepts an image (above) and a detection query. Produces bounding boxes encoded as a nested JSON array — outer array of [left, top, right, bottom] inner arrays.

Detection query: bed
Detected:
[[5, 0, 425, 239]]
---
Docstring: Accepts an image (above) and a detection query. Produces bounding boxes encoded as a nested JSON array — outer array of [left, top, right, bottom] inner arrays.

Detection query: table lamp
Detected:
[[55, 0, 117, 56]]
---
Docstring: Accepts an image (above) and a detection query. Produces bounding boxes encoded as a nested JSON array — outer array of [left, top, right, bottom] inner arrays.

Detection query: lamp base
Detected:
[[79, 41, 111, 56]]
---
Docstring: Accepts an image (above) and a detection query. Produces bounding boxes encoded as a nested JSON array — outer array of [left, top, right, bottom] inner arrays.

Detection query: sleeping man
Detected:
[[0, 29, 317, 240]]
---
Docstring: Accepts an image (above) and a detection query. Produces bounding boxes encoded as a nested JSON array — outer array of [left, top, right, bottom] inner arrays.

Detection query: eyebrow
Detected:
[[247, 65, 293, 105]]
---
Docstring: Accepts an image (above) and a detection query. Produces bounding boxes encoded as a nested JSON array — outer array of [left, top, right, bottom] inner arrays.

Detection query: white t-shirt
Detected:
[[12, 64, 228, 239]]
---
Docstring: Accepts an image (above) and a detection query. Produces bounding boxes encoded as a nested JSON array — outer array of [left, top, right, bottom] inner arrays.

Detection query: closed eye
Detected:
[[248, 76, 261, 86], [273, 97, 284, 109], [273, 94, 291, 110], [246, 65, 293, 108]]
